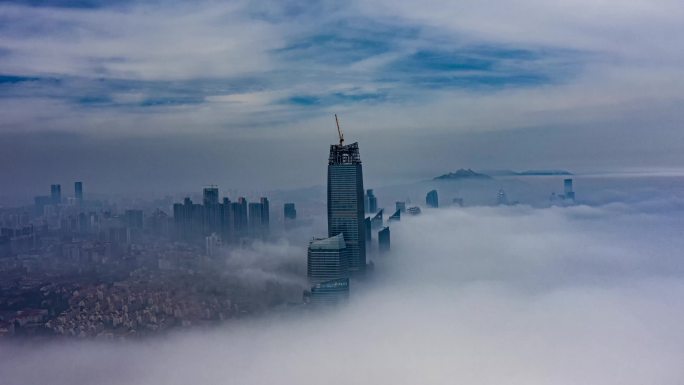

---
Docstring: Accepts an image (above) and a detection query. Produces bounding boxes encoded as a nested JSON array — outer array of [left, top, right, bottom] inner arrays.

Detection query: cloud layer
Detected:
[[2, 196, 684, 384], [0, 1, 683, 200]]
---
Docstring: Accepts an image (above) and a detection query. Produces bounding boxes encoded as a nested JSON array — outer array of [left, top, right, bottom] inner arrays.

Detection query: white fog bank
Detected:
[[2, 201, 684, 385]]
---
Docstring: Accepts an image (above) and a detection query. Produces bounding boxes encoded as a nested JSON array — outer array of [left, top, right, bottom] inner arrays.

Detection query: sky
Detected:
[[2, 193, 684, 384], [1, 0, 684, 201]]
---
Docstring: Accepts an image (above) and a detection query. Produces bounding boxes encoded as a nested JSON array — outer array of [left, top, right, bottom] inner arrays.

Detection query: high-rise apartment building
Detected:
[[203, 186, 220, 234], [284, 203, 296, 220], [221, 197, 232, 239], [260, 197, 270, 232], [50, 184, 61, 205], [232, 197, 248, 237], [328, 141, 366, 272], [248, 202, 263, 233], [426, 189, 439, 208], [203, 186, 219, 206], [74, 182, 83, 204]]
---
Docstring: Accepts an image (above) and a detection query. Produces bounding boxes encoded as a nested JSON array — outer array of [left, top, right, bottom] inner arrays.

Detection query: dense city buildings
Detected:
[[327, 140, 366, 272], [0, 182, 302, 338], [426, 190, 439, 208], [124, 210, 143, 229], [307, 234, 350, 284], [173, 188, 270, 244]]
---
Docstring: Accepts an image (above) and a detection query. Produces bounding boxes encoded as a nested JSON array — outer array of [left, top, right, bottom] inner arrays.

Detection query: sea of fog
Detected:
[[2, 174, 684, 385]]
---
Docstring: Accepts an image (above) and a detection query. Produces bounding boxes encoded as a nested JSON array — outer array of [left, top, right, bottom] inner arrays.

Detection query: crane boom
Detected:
[[335, 114, 344, 146]]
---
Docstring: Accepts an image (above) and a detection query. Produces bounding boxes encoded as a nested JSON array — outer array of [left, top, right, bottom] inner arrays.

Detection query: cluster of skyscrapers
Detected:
[[173, 187, 275, 244], [34, 182, 84, 215]]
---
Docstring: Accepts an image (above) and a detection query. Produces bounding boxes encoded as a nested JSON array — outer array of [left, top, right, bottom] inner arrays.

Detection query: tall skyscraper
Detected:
[[365, 189, 377, 213], [564, 178, 575, 201], [74, 182, 83, 204], [328, 138, 366, 272], [371, 209, 383, 230], [203, 186, 219, 206], [232, 197, 248, 237], [173, 197, 194, 240], [221, 197, 232, 239], [388, 209, 401, 222], [426, 189, 439, 208], [260, 197, 270, 232], [307, 234, 350, 284], [248, 202, 263, 234], [284, 203, 297, 220], [203, 186, 220, 234], [284, 202, 297, 230], [395, 201, 406, 213], [378, 226, 390, 253], [364, 217, 372, 247], [50, 184, 61, 205]]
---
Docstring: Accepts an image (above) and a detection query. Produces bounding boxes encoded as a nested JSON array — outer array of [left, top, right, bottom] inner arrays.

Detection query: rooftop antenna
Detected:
[[335, 114, 344, 146]]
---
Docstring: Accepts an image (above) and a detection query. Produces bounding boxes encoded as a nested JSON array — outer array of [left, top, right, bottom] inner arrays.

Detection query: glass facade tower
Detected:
[[327, 142, 366, 272]]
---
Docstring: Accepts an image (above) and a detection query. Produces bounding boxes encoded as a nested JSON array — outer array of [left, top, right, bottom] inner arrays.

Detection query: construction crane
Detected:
[[335, 114, 344, 146]]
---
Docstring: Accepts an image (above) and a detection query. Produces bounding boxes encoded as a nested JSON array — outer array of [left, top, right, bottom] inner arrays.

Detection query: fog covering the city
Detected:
[[2, 192, 684, 384]]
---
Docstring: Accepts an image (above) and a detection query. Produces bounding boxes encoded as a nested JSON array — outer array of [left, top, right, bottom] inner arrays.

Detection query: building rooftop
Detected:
[[309, 233, 346, 250], [328, 142, 361, 165]]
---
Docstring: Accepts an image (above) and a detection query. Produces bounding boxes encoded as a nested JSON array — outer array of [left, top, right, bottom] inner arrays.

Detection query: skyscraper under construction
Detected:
[[327, 115, 366, 272]]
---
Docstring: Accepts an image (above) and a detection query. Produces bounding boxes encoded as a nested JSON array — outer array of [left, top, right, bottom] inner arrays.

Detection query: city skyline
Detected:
[[1, 1, 684, 384]]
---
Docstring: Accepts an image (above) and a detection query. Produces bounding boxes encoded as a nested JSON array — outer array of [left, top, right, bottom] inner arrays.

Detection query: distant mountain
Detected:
[[483, 169, 573, 176], [434, 169, 492, 180]]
